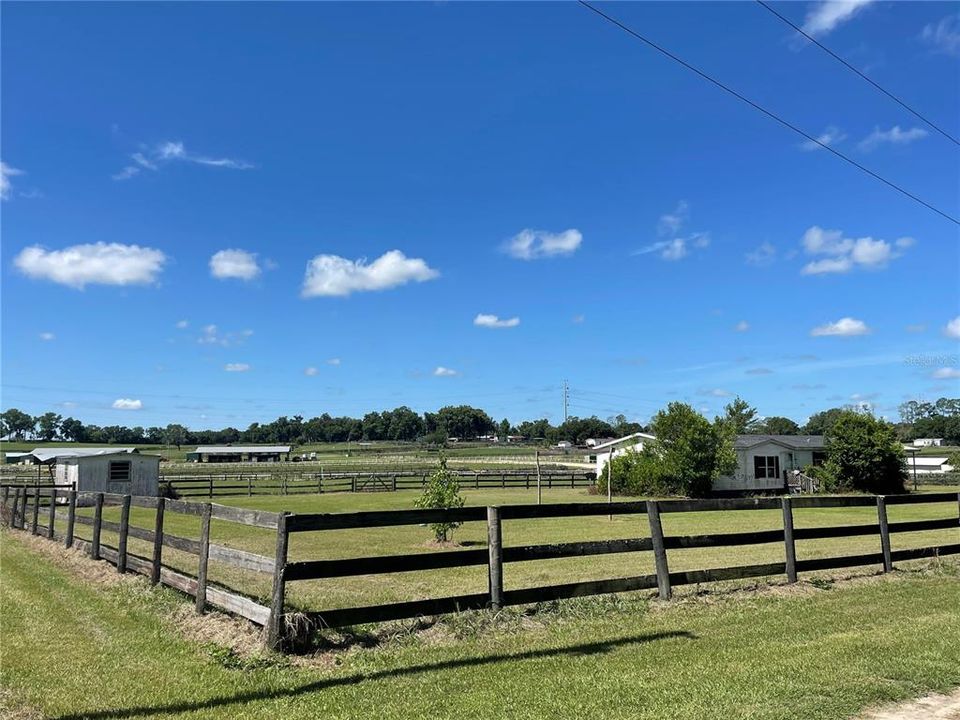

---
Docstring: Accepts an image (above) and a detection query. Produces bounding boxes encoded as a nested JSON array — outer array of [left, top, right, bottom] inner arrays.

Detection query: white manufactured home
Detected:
[[714, 435, 827, 493]]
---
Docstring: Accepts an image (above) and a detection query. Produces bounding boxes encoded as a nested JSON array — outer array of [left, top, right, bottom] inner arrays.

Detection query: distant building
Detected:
[[905, 456, 953, 475], [585, 437, 616, 448], [912, 438, 944, 447], [592, 433, 657, 476], [715, 435, 827, 493], [187, 445, 292, 463]]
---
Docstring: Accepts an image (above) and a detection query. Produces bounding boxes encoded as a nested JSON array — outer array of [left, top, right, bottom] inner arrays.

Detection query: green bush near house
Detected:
[[819, 412, 907, 494]]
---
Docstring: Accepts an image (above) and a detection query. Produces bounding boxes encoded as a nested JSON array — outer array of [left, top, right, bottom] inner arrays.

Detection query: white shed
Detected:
[[54, 452, 160, 496], [592, 433, 657, 476]]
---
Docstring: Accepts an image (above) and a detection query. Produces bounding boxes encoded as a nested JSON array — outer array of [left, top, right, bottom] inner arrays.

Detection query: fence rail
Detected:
[[2, 485, 958, 653]]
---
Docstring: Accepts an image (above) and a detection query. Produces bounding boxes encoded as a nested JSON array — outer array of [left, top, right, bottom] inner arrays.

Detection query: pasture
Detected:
[[58, 487, 960, 616], [2, 527, 959, 720]]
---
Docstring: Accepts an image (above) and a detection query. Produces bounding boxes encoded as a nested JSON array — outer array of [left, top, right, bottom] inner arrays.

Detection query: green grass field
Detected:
[[2, 528, 959, 720], [65, 488, 960, 614]]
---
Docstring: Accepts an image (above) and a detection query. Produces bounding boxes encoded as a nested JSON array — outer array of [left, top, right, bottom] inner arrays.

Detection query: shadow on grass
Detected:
[[55, 630, 694, 720]]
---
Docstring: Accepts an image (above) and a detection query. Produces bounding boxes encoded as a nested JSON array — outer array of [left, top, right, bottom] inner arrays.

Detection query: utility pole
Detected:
[[563, 380, 569, 422]]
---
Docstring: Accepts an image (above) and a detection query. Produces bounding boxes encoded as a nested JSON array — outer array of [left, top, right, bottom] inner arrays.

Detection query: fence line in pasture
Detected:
[[2, 484, 958, 653]]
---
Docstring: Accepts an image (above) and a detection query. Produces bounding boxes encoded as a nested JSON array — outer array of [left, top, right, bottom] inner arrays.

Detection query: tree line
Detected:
[[1, 396, 957, 448]]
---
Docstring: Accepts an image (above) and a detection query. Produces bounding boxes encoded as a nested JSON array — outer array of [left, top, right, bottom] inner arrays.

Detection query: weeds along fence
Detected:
[[4, 485, 957, 652], [157, 470, 593, 498]]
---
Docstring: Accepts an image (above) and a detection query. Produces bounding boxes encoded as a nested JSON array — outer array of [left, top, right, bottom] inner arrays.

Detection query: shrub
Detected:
[[414, 455, 464, 542], [820, 411, 906, 494]]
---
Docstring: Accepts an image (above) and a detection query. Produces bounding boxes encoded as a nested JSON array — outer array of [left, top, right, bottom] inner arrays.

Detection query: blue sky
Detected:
[[2, 1, 959, 430]]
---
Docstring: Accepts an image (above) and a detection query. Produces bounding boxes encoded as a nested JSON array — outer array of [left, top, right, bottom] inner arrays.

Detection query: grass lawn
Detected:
[[2, 528, 959, 720], [64, 488, 960, 613]]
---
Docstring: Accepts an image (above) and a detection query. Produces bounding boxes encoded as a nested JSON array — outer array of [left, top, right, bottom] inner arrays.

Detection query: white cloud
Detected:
[[932, 367, 960, 379], [657, 201, 689, 236], [113, 140, 254, 180], [176, 320, 189, 329], [734, 320, 750, 332], [225, 363, 251, 372], [14, 242, 166, 289], [945, 316, 960, 339], [636, 203, 709, 262], [1, 161, 25, 200], [921, 15, 960, 56], [433, 366, 458, 377], [858, 125, 928, 152], [327, 357, 342, 366], [802, 0, 875, 37], [210, 249, 261, 281], [197, 324, 252, 347], [301, 249, 439, 297], [745, 242, 776, 266], [800, 126, 847, 151], [905, 323, 926, 333], [810, 317, 871, 337], [112, 398, 143, 410], [304, 367, 319, 376], [474, 313, 520, 329], [799, 226, 909, 275], [700, 388, 731, 397], [503, 229, 582, 260], [39, 332, 55, 341]]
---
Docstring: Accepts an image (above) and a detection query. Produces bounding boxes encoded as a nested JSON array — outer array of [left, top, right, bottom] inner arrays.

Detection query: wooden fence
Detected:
[[0, 484, 277, 627], [160, 470, 593, 498], [2, 485, 958, 653]]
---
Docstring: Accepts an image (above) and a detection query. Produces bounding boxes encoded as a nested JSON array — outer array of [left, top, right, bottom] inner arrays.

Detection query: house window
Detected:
[[109, 461, 131, 482], [753, 455, 780, 480]]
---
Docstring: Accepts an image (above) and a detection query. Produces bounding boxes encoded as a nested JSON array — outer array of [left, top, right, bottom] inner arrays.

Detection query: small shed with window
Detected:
[[52, 451, 160, 496]]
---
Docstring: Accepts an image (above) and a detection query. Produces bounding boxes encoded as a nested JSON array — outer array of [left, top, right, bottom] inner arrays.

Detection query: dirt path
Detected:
[[857, 689, 960, 720]]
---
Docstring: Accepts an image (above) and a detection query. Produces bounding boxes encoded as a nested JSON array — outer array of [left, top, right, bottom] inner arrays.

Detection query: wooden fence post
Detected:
[[208, 475, 214, 498], [195, 504, 212, 612], [91, 492, 104, 560], [9, 487, 19, 528], [117, 495, 131, 574], [647, 500, 671, 600], [782, 496, 797, 583], [487, 506, 504, 611], [47, 488, 57, 539], [1, 486, 9, 523], [30, 488, 40, 535], [248, 474, 253, 497], [151, 498, 165, 585], [877, 496, 892, 572], [65, 491, 77, 548], [267, 512, 290, 651]]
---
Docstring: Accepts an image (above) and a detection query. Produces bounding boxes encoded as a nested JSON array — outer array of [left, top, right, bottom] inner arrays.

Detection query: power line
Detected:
[[755, 0, 960, 147], [576, 0, 960, 226]]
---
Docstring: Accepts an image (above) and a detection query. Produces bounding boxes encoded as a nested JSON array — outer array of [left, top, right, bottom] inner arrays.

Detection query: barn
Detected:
[[187, 445, 292, 463]]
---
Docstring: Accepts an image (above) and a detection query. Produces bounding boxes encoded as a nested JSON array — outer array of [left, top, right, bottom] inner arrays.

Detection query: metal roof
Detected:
[[733, 435, 826, 451], [29, 447, 140, 463], [194, 445, 291, 454], [592, 433, 656, 451]]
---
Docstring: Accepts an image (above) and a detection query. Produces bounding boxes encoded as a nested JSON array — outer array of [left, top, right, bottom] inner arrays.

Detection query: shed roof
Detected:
[[592, 433, 656, 451], [194, 445, 291, 454], [29, 447, 139, 463], [907, 456, 949, 467], [734, 435, 825, 451]]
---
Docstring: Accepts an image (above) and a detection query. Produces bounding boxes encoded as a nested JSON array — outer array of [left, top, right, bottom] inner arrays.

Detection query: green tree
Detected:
[[59, 417, 86, 442], [820, 412, 906, 494], [414, 455, 465, 542], [649, 403, 734, 497], [1, 408, 35, 441], [498, 418, 512, 440], [35, 412, 63, 441], [163, 423, 189, 449], [758, 416, 800, 435], [803, 408, 846, 436], [721, 397, 760, 434]]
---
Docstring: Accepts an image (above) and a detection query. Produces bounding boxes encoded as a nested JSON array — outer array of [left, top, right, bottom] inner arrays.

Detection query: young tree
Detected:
[[821, 411, 906, 494], [414, 455, 465, 543]]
